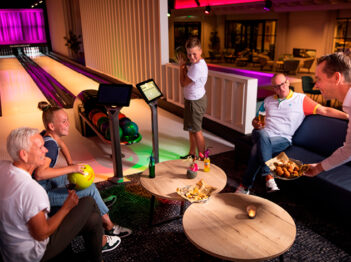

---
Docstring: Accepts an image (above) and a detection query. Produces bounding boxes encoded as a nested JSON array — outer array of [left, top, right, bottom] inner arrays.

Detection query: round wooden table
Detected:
[[140, 159, 227, 201], [183, 193, 296, 261]]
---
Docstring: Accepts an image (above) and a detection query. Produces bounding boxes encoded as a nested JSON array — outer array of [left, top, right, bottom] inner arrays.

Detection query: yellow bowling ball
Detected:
[[68, 164, 95, 190]]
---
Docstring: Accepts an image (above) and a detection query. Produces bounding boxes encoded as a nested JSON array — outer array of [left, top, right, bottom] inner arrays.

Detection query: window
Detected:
[[334, 18, 351, 52], [174, 22, 201, 51], [225, 20, 276, 59]]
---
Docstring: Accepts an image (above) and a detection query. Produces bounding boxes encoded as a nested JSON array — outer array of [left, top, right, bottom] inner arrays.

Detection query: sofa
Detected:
[[279, 114, 351, 215], [235, 114, 351, 215]]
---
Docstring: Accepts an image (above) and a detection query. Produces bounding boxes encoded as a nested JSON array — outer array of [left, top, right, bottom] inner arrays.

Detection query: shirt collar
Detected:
[[342, 87, 351, 110], [274, 89, 293, 101]]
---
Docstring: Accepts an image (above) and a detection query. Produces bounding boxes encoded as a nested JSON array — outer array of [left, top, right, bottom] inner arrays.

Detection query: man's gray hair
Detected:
[[7, 127, 39, 162]]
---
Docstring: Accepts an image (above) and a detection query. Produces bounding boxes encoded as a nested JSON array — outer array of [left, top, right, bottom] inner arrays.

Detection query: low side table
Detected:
[[140, 159, 227, 225], [183, 193, 296, 261]]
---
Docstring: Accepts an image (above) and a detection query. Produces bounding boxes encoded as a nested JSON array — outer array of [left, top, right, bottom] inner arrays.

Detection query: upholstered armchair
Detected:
[[299, 58, 315, 73], [258, 55, 274, 71], [223, 48, 236, 63], [301, 75, 321, 100], [283, 60, 300, 75]]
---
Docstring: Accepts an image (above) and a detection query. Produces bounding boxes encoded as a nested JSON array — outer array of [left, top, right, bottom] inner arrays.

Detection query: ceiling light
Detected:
[[168, 0, 174, 17], [204, 5, 211, 15], [264, 0, 272, 11]]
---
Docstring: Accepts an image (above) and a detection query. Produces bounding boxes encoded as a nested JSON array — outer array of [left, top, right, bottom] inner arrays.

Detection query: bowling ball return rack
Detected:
[[77, 110, 141, 145]]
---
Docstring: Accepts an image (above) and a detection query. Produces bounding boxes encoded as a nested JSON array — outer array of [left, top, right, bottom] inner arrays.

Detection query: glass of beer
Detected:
[[258, 111, 266, 126]]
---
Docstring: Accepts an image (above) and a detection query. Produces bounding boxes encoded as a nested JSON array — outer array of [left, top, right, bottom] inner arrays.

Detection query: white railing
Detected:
[[164, 63, 257, 134]]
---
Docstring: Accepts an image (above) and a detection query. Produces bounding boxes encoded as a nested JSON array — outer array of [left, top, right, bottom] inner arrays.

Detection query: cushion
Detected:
[[292, 115, 348, 157], [285, 146, 325, 163]]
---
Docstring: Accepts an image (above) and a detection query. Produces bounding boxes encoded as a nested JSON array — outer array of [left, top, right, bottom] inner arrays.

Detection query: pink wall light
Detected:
[[0, 9, 47, 45], [175, 0, 263, 9]]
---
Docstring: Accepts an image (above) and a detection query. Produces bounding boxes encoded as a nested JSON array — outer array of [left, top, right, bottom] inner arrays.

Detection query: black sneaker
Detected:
[[105, 225, 132, 238], [103, 195, 117, 208], [180, 154, 195, 159], [102, 235, 121, 253]]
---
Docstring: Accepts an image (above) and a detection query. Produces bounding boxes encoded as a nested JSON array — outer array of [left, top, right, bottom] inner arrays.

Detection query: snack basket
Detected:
[[176, 179, 217, 203], [265, 152, 309, 180]]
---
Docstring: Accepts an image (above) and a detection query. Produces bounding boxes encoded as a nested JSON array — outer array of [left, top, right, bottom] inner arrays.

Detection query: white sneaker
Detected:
[[266, 178, 280, 193], [102, 235, 121, 253], [235, 184, 250, 195], [105, 225, 132, 238]]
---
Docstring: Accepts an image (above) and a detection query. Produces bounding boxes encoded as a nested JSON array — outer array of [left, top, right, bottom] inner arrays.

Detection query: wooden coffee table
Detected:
[[183, 193, 296, 261], [140, 159, 227, 225]]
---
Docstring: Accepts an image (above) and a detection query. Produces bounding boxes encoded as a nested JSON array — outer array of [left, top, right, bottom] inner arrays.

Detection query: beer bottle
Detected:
[[149, 155, 155, 178]]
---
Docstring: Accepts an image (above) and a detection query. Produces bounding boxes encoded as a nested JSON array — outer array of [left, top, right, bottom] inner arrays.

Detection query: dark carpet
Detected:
[[69, 150, 351, 262]]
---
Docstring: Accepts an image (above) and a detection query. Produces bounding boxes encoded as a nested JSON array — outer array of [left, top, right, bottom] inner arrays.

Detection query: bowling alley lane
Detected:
[[32, 55, 100, 96], [0, 57, 46, 117]]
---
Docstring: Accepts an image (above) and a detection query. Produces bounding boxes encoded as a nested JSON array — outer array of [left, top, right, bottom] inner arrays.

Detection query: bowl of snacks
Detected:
[[176, 179, 217, 203], [265, 152, 309, 180]]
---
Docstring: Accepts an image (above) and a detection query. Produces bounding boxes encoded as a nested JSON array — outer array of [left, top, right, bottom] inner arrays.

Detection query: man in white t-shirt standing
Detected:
[[306, 52, 351, 177], [0, 127, 119, 262], [177, 37, 208, 159]]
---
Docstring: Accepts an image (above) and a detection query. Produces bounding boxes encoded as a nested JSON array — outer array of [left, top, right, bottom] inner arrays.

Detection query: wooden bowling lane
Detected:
[[32, 55, 100, 96], [0, 57, 47, 117]]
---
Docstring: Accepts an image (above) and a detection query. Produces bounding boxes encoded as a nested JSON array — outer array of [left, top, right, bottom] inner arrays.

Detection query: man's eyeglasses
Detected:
[[273, 80, 288, 89]]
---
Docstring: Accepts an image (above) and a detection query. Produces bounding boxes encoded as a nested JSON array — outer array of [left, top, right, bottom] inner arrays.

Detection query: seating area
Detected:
[[299, 58, 315, 73], [207, 49, 316, 75], [284, 115, 351, 215]]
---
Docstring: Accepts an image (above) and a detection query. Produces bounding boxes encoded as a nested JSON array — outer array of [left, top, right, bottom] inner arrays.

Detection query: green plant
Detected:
[[64, 30, 82, 55]]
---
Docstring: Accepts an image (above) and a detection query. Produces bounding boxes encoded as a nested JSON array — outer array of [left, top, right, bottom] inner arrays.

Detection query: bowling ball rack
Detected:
[[78, 111, 141, 145]]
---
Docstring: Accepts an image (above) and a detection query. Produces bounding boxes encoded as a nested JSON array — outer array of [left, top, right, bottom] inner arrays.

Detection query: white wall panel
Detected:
[[165, 63, 257, 134], [46, 0, 69, 57], [79, 0, 166, 86]]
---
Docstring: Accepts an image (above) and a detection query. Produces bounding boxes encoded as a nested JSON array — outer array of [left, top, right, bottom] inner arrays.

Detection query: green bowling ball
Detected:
[[122, 121, 138, 137], [104, 127, 122, 140]]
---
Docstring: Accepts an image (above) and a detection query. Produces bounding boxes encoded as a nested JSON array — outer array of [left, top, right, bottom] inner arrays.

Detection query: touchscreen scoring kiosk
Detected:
[[136, 79, 163, 163], [97, 84, 132, 183]]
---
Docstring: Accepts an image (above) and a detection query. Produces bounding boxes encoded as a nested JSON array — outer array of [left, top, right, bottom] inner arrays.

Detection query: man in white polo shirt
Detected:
[[236, 73, 348, 194], [305, 52, 351, 176]]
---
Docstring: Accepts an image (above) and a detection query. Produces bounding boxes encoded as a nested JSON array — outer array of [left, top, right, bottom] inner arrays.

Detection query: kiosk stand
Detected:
[[106, 106, 123, 183], [149, 100, 159, 163], [97, 84, 133, 183], [136, 79, 163, 164]]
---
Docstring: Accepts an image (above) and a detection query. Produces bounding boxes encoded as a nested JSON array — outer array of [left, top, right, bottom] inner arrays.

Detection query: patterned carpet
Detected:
[[66, 150, 351, 262]]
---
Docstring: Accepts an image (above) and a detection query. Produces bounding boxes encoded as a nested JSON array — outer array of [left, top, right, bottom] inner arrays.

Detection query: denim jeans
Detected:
[[39, 175, 109, 216], [242, 129, 291, 189]]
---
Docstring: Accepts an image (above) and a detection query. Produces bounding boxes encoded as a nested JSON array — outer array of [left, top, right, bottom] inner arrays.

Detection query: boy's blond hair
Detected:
[[185, 37, 201, 49]]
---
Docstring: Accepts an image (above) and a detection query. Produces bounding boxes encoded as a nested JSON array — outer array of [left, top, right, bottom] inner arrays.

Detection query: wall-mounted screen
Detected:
[[0, 9, 46, 45], [136, 79, 163, 103]]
